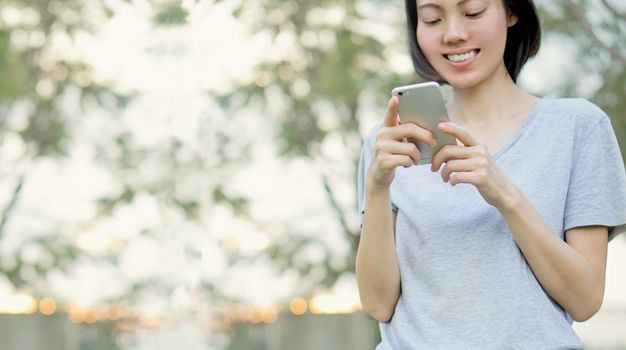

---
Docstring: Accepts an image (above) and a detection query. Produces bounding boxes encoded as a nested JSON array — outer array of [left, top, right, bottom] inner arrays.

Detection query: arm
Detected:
[[356, 187, 401, 322], [355, 95, 437, 322], [498, 187, 608, 322], [430, 121, 609, 322]]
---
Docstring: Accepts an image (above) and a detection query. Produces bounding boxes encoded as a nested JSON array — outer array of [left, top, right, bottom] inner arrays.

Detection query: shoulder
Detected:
[[543, 97, 609, 126], [539, 97, 611, 142]]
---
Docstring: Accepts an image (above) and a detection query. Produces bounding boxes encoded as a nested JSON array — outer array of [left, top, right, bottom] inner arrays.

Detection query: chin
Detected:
[[441, 74, 482, 89]]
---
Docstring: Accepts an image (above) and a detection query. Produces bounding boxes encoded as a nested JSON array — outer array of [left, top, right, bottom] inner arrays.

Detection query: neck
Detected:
[[447, 63, 536, 126]]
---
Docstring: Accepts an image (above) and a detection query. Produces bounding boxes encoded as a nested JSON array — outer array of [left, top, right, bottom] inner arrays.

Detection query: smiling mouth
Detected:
[[443, 49, 480, 63]]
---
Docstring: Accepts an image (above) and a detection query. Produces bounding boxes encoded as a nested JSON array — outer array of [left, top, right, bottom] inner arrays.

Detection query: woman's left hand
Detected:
[[430, 121, 519, 210]]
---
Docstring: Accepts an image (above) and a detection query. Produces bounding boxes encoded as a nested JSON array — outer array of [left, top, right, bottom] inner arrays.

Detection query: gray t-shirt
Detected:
[[357, 97, 626, 349]]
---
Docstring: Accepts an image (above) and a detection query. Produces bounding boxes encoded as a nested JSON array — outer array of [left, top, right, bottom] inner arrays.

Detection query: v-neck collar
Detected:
[[491, 97, 546, 160]]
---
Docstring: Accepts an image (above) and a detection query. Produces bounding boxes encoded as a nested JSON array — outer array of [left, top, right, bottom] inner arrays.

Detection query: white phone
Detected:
[[391, 82, 457, 165]]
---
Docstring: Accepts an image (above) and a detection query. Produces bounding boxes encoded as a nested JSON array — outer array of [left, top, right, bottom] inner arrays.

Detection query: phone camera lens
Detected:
[[398, 91, 404, 96]]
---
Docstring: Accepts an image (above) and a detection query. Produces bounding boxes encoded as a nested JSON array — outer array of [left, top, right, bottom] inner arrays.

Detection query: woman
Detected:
[[355, 0, 626, 348]]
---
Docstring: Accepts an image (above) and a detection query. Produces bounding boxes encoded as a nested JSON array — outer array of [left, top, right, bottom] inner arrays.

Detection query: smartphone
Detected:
[[391, 82, 457, 165]]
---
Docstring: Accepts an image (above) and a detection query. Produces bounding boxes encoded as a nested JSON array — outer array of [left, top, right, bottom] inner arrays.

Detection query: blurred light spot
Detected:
[[21, 7, 41, 26], [266, 9, 286, 24], [221, 236, 239, 252], [69, 306, 86, 323], [140, 312, 161, 327], [52, 66, 69, 81], [84, 310, 98, 324], [254, 71, 272, 87], [309, 293, 359, 314], [61, 9, 79, 24], [249, 310, 262, 324], [36, 79, 56, 99], [289, 297, 307, 315], [74, 71, 91, 87], [1, 6, 22, 27], [0, 294, 37, 314], [38, 297, 57, 315], [10, 29, 29, 50], [260, 307, 278, 323], [301, 31, 318, 48], [306, 7, 324, 26], [29, 30, 46, 48], [326, 6, 346, 26], [278, 66, 293, 81], [318, 30, 336, 50], [291, 79, 310, 98]]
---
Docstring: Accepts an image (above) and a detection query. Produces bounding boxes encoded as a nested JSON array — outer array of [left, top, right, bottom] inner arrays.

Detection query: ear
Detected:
[[507, 13, 518, 27]]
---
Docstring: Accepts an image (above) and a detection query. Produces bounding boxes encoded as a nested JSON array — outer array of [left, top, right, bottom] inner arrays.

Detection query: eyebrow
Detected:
[[418, 0, 473, 10]]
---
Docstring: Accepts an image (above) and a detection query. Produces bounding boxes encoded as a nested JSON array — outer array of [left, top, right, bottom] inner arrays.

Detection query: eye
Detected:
[[423, 18, 441, 25], [466, 9, 486, 18]]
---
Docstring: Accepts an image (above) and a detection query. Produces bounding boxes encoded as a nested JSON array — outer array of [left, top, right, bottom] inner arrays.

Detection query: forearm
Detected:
[[497, 185, 603, 321], [355, 186, 401, 321]]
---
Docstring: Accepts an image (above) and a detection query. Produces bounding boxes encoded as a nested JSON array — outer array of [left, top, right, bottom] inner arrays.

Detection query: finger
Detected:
[[377, 139, 422, 165], [438, 122, 479, 147], [448, 172, 478, 187], [431, 145, 473, 172], [440, 158, 475, 183], [383, 96, 399, 127], [387, 123, 437, 146], [379, 153, 415, 170]]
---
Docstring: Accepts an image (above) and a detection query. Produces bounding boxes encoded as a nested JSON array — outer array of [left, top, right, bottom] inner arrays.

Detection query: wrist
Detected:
[[497, 181, 522, 214], [366, 177, 391, 197]]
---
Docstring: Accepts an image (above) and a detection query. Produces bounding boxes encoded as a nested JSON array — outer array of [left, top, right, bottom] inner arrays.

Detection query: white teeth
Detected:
[[446, 50, 477, 62]]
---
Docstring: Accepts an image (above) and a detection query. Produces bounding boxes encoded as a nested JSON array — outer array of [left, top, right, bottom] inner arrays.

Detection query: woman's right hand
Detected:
[[366, 95, 438, 192]]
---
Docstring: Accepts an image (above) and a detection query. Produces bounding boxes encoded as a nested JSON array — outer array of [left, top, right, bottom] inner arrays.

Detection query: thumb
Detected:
[[384, 95, 399, 127]]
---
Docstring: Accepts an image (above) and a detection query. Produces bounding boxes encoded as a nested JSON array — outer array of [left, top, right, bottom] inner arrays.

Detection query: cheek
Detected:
[[416, 28, 440, 59], [476, 14, 509, 47]]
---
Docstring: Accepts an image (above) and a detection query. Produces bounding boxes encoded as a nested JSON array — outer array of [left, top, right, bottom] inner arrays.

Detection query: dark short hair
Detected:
[[404, 0, 541, 84]]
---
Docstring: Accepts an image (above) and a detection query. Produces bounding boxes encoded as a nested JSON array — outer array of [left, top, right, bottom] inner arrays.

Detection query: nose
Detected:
[[442, 19, 469, 44]]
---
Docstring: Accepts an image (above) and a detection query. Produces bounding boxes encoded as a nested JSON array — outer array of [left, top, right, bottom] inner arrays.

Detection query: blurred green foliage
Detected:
[[0, 0, 129, 296], [538, 0, 626, 148]]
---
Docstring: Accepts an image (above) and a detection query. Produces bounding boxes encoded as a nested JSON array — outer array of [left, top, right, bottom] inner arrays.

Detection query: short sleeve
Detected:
[[357, 124, 398, 229], [563, 116, 626, 242]]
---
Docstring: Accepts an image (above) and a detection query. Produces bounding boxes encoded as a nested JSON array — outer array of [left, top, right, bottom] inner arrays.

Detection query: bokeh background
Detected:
[[0, 0, 625, 349]]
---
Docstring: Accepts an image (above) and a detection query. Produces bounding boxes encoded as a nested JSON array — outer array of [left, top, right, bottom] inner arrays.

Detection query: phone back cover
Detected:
[[396, 85, 456, 164]]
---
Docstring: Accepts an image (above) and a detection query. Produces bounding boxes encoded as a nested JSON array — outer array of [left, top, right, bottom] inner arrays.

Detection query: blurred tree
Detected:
[[0, 0, 252, 307], [217, 0, 415, 297], [537, 0, 626, 152], [0, 0, 129, 291]]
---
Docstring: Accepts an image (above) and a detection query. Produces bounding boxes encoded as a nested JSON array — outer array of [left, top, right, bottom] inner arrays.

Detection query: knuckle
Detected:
[[376, 129, 388, 142], [477, 145, 489, 155], [380, 156, 393, 169], [477, 158, 488, 168], [374, 153, 384, 164], [408, 123, 422, 135], [374, 141, 385, 154]]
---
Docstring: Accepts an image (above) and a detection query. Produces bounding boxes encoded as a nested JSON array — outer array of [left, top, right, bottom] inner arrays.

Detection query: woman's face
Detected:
[[415, 0, 517, 88]]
